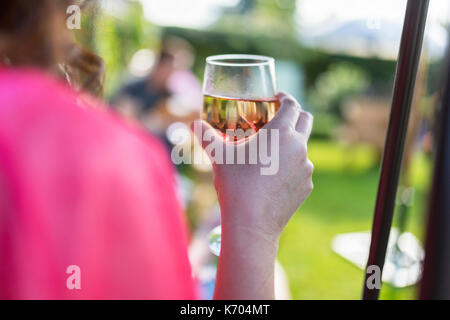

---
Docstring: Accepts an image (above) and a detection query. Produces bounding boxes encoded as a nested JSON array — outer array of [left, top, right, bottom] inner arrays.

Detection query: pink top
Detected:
[[0, 67, 197, 299]]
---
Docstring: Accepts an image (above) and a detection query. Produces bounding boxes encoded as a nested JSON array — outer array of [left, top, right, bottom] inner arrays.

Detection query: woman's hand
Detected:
[[194, 92, 313, 240], [193, 92, 314, 299]]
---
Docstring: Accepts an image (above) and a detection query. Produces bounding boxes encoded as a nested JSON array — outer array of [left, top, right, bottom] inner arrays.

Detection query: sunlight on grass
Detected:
[[308, 141, 378, 173], [278, 140, 432, 300]]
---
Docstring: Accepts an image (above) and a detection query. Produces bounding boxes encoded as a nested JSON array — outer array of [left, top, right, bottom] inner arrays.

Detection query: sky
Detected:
[[139, 0, 240, 28], [296, 0, 449, 59], [102, 0, 450, 59], [135, 0, 450, 30]]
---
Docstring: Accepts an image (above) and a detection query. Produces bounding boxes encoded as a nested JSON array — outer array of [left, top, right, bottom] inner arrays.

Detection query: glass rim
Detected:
[[206, 54, 274, 67]]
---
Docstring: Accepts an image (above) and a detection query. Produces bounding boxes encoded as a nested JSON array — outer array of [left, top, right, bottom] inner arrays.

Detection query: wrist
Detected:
[[220, 214, 281, 254], [219, 198, 283, 242]]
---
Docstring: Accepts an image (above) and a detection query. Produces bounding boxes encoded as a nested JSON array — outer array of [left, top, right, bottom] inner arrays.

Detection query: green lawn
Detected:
[[277, 140, 431, 300]]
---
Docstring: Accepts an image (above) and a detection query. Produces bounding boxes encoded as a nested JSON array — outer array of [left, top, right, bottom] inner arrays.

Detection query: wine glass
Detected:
[[202, 54, 278, 256]]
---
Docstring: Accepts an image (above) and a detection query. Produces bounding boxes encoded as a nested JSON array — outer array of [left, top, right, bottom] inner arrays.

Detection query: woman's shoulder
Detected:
[[0, 66, 173, 177], [0, 67, 70, 103], [0, 67, 93, 126], [0, 66, 180, 224]]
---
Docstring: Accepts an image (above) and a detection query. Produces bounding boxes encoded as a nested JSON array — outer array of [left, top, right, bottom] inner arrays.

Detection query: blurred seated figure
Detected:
[[113, 51, 172, 126], [112, 38, 202, 147]]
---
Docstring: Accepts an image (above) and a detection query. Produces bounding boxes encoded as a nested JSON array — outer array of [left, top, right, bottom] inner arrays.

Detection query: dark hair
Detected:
[[0, 0, 104, 96]]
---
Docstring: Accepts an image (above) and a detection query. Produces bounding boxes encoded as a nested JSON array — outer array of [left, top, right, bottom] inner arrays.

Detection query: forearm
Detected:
[[213, 218, 280, 300]]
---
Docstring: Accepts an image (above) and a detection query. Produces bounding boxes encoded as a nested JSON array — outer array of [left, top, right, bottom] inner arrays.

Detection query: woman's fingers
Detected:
[[296, 111, 313, 140], [268, 92, 302, 130], [269, 92, 313, 140]]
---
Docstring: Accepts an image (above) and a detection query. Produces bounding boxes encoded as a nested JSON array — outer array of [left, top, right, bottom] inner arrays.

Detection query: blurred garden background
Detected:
[[77, 0, 450, 299]]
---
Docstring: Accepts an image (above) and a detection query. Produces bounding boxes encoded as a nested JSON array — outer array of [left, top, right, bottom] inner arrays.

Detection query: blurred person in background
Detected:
[[112, 37, 202, 149], [0, 0, 313, 299]]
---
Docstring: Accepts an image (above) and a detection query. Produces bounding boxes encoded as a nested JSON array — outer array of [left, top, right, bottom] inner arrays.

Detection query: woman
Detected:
[[0, 0, 313, 299]]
